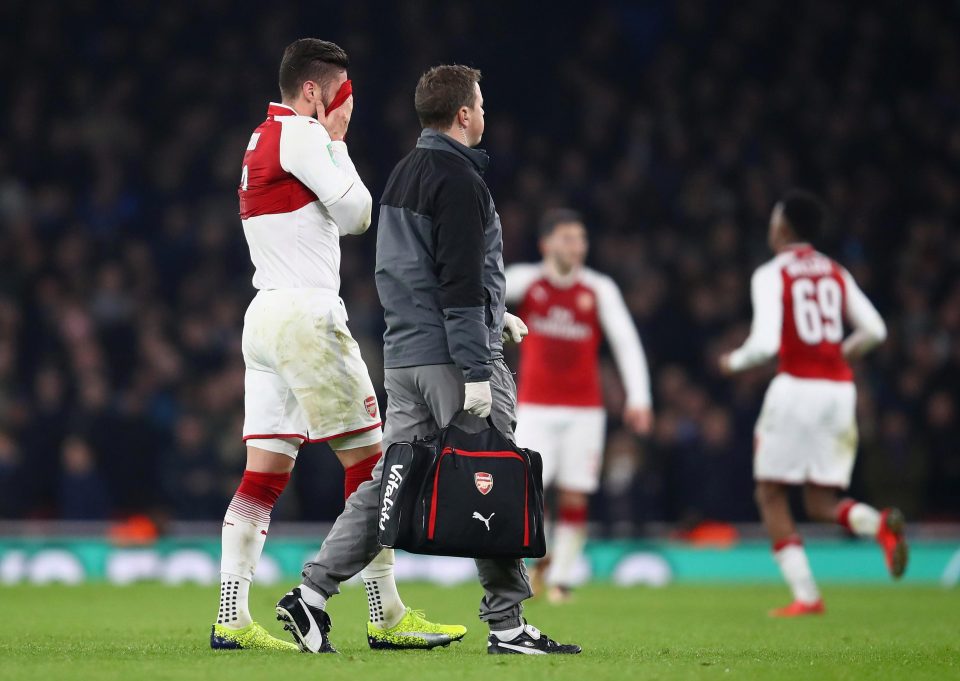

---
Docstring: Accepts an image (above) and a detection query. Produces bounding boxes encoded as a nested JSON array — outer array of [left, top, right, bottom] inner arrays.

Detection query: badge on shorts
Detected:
[[474, 472, 493, 495], [364, 395, 378, 418]]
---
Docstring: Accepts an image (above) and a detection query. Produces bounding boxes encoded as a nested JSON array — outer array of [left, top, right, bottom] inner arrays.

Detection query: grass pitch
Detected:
[[1, 582, 957, 680]]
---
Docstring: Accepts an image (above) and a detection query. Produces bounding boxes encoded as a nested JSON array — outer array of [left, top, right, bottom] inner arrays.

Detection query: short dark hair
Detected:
[[780, 189, 827, 244], [539, 208, 584, 237], [279, 39, 349, 101], [414, 65, 482, 129]]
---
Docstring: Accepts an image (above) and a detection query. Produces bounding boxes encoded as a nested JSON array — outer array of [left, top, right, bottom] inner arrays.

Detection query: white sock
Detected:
[[492, 624, 524, 641], [545, 522, 587, 588], [297, 582, 328, 610], [774, 543, 820, 604], [362, 548, 406, 629], [848, 503, 881, 537], [217, 489, 273, 628], [218, 517, 267, 629]]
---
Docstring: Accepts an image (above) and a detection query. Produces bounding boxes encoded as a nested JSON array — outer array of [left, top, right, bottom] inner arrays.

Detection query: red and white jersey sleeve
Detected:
[[238, 103, 372, 291], [587, 269, 652, 408], [507, 263, 651, 408], [504, 263, 543, 305], [728, 246, 886, 380], [727, 259, 784, 371]]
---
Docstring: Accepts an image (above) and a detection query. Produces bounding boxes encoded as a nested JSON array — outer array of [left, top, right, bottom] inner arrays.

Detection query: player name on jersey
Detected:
[[778, 248, 852, 381], [730, 245, 885, 383]]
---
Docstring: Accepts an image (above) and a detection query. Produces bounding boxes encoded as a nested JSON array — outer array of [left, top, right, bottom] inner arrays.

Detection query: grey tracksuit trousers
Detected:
[[301, 360, 532, 630]]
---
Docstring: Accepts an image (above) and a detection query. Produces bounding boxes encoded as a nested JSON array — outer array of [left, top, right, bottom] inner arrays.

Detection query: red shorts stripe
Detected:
[[243, 433, 307, 441], [242, 422, 381, 445], [303, 422, 382, 444]]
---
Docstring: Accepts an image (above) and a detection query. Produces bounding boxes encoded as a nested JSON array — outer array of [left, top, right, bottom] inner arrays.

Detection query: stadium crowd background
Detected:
[[1, 0, 957, 532]]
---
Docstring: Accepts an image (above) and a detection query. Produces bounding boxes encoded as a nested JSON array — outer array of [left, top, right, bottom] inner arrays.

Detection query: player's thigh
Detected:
[[753, 376, 807, 484], [515, 405, 563, 489], [277, 298, 382, 442], [556, 408, 606, 494], [809, 382, 858, 489], [515, 405, 562, 456], [242, 367, 306, 459], [241, 290, 310, 457]]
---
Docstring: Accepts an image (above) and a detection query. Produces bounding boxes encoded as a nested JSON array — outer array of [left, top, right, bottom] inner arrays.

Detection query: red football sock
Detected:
[[835, 498, 857, 531], [558, 504, 588, 526], [772, 534, 804, 552], [226, 470, 290, 525], [344, 452, 382, 500]]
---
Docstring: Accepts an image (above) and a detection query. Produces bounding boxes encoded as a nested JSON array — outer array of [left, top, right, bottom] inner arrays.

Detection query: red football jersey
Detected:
[[729, 245, 886, 381], [238, 102, 358, 291], [238, 103, 318, 220], [777, 246, 853, 381], [507, 264, 652, 408], [516, 276, 604, 406]]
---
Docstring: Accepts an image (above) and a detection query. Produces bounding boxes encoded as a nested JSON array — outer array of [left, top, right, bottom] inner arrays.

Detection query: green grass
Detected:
[[1, 583, 957, 680]]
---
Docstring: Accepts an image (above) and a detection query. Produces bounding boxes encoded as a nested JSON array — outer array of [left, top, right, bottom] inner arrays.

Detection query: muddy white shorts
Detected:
[[515, 403, 606, 494], [754, 373, 858, 488], [241, 289, 382, 457]]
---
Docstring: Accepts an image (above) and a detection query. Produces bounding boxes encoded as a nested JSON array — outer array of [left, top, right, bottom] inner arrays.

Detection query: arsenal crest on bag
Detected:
[[474, 472, 493, 495], [377, 413, 546, 559]]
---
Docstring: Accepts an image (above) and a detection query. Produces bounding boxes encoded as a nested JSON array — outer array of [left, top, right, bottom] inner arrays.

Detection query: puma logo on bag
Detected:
[[472, 511, 495, 531]]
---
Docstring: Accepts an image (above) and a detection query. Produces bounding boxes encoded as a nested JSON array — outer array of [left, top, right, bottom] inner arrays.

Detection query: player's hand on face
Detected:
[[319, 94, 353, 142], [624, 406, 653, 436], [501, 312, 529, 344]]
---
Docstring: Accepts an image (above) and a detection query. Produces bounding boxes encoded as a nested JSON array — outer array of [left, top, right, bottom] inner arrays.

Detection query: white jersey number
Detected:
[[792, 277, 843, 345], [240, 165, 249, 191]]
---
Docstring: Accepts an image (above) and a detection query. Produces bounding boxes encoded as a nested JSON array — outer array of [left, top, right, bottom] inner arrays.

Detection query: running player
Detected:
[[719, 190, 908, 617], [505, 209, 653, 604], [210, 38, 464, 651]]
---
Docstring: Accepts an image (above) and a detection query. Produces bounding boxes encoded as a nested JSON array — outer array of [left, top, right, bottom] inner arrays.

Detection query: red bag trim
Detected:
[[428, 448, 529, 547]]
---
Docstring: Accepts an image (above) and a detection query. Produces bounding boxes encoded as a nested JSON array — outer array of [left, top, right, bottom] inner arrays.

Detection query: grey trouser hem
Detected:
[[301, 360, 532, 628]]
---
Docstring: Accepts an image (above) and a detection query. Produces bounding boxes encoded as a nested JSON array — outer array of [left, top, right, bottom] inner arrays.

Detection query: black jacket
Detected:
[[375, 129, 506, 381]]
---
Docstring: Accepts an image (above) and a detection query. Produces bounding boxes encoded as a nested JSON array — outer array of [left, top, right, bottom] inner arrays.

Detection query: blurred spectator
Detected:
[[58, 435, 110, 520], [162, 414, 224, 520], [0, 431, 26, 518], [0, 0, 957, 526]]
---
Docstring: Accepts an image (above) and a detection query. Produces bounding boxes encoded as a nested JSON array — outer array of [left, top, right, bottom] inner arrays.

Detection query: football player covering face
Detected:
[[214, 38, 466, 653]]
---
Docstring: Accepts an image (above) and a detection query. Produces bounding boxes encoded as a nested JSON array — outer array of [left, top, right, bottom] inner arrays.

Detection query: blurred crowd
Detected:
[[1, 0, 957, 529]]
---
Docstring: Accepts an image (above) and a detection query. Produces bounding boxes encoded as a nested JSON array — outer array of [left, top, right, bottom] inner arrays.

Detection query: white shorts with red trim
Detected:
[[754, 373, 858, 488], [241, 289, 381, 457], [515, 404, 606, 494]]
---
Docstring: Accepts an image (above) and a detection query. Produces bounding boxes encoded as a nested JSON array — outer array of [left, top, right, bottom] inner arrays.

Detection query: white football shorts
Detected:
[[754, 373, 858, 488], [515, 404, 606, 494], [241, 289, 382, 457]]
